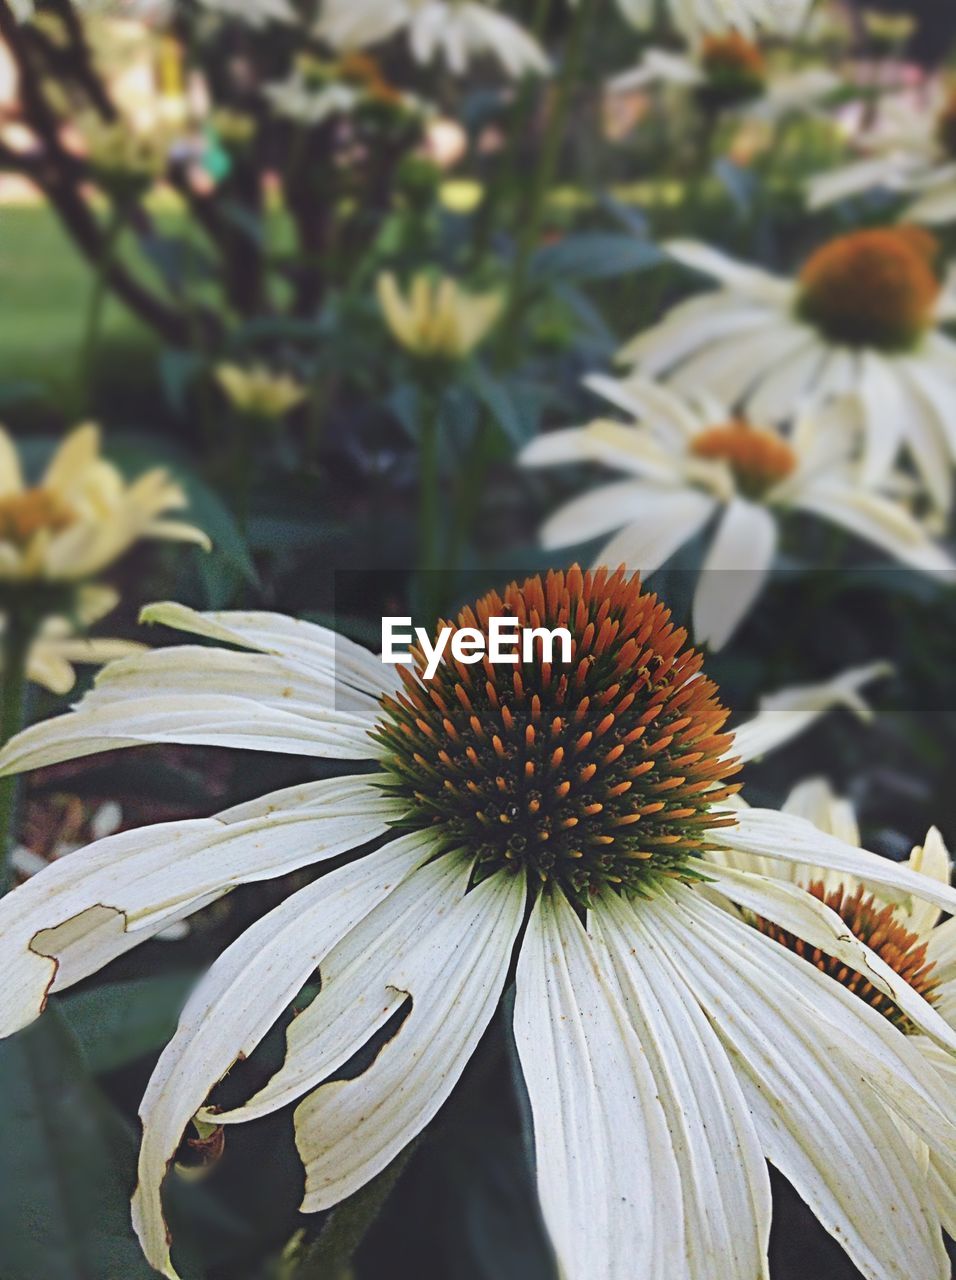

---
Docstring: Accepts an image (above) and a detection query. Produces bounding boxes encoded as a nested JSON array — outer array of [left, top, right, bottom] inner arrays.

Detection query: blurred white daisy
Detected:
[[318, 0, 550, 78], [521, 375, 954, 648], [609, 33, 839, 121], [606, 0, 813, 36], [808, 85, 956, 226], [199, 0, 298, 26], [620, 228, 956, 512], [0, 572, 952, 1280], [263, 52, 426, 127], [710, 778, 956, 1241]]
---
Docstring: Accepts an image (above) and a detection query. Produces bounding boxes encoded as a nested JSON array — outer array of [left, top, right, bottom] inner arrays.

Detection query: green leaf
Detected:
[[59, 974, 196, 1075], [465, 365, 533, 448], [529, 232, 662, 282], [0, 1008, 157, 1280]]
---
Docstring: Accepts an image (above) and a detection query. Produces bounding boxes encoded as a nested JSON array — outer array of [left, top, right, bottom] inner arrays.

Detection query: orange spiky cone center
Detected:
[[798, 226, 940, 351], [756, 880, 940, 1032], [374, 567, 741, 903], [690, 421, 797, 499]]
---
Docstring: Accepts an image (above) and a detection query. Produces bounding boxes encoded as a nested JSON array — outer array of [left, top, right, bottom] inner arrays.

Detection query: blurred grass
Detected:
[[0, 204, 156, 411]]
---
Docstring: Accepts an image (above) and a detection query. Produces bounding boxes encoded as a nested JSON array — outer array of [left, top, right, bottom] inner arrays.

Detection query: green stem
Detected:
[[78, 201, 126, 411], [418, 384, 442, 624], [0, 610, 33, 895], [499, 0, 597, 354], [231, 413, 255, 536], [293, 1142, 418, 1280]]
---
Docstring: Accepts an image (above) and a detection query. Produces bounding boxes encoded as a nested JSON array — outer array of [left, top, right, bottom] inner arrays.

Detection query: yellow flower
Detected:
[[5, 586, 145, 695], [215, 364, 308, 419], [0, 423, 209, 584], [81, 115, 167, 197], [376, 272, 503, 360], [861, 9, 917, 43]]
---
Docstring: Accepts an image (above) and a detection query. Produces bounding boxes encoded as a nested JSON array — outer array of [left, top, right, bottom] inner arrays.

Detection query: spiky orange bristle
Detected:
[[798, 226, 940, 351], [374, 567, 741, 902], [755, 880, 940, 1032]]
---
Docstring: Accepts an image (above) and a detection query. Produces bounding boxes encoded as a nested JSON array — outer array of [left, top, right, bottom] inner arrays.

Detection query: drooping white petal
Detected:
[[591, 891, 771, 1280], [620, 296, 771, 377], [646, 888, 952, 1280], [132, 833, 431, 1279], [715, 807, 956, 915], [664, 241, 793, 303], [513, 890, 684, 1280], [539, 479, 657, 548], [730, 662, 890, 763], [583, 371, 705, 440], [692, 498, 777, 650], [905, 827, 952, 935], [790, 480, 956, 575], [0, 643, 382, 776], [594, 488, 717, 575], [0, 775, 394, 1037], [207, 849, 475, 1124], [294, 866, 525, 1211], [141, 602, 400, 699], [704, 863, 956, 1053]]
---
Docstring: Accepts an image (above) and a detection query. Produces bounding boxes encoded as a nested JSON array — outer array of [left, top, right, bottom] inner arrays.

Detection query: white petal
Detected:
[[132, 833, 429, 1278], [539, 479, 656, 548], [791, 481, 956, 575], [591, 891, 771, 1280], [715, 807, 956, 916], [731, 662, 890, 763], [646, 888, 952, 1280], [692, 499, 777, 650], [856, 353, 907, 484], [208, 850, 476, 1124], [620, 296, 771, 376], [583, 371, 704, 440], [513, 890, 684, 1280], [294, 866, 525, 1211], [0, 685, 377, 777], [664, 241, 793, 303], [0, 775, 394, 1037], [705, 863, 956, 1053], [594, 488, 716, 575], [905, 827, 952, 935], [141, 602, 399, 699]]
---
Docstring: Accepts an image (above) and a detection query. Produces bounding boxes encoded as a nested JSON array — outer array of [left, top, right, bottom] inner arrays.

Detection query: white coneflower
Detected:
[[808, 85, 956, 227], [711, 778, 956, 1241], [609, 32, 839, 120], [0, 569, 952, 1280], [318, 0, 551, 79], [606, 0, 812, 36], [619, 228, 956, 511], [521, 375, 954, 647]]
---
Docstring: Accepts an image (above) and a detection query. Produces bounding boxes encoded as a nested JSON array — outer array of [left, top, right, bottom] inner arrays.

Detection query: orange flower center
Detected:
[[690, 421, 797, 498], [698, 33, 766, 103], [375, 566, 741, 903], [0, 488, 76, 549], [798, 226, 940, 351], [338, 52, 403, 107], [701, 33, 767, 82], [755, 880, 939, 1033]]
